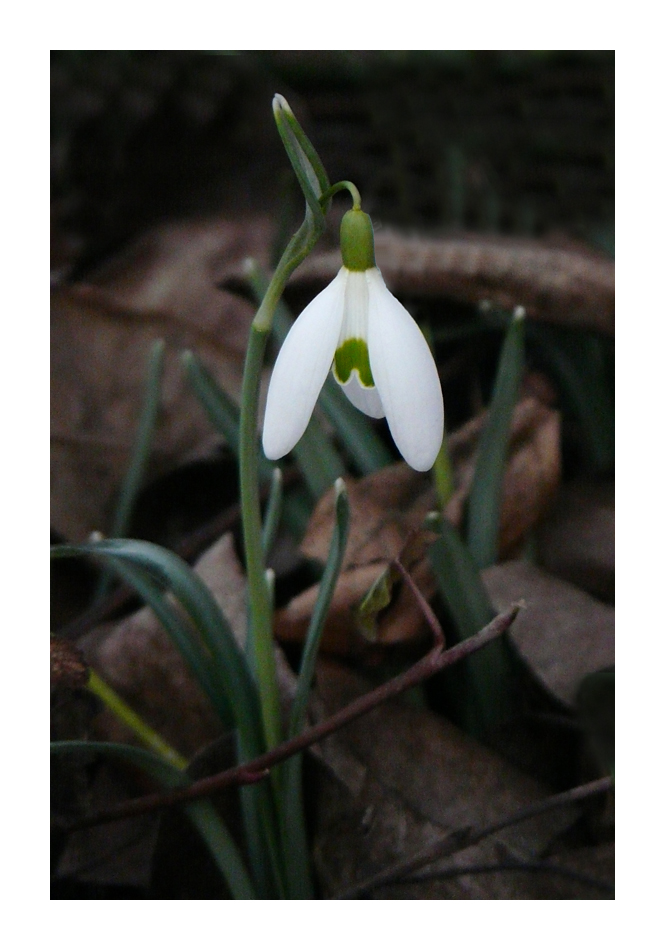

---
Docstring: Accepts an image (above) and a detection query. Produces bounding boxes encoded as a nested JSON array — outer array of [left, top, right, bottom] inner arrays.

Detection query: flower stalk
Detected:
[[239, 323, 282, 749], [239, 96, 343, 751]]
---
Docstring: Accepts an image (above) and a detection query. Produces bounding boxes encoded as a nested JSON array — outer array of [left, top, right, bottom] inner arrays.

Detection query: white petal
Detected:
[[366, 269, 444, 471], [338, 270, 369, 341], [338, 370, 385, 418], [262, 270, 347, 459]]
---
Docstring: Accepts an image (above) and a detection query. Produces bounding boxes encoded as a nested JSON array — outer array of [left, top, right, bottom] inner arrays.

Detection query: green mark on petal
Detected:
[[334, 338, 375, 387]]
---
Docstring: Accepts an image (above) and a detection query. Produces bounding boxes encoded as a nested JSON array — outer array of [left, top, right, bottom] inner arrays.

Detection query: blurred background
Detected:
[[51, 50, 614, 277]]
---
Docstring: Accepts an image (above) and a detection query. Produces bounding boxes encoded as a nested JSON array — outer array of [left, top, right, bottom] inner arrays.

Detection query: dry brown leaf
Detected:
[[274, 396, 560, 654], [444, 395, 561, 554], [87, 218, 273, 342], [51, 217, 273, 541], [275, 464, 437, 656], [310, 659, 581, 899], [288, 230, 615, 336], [483, 561, 615, 709]]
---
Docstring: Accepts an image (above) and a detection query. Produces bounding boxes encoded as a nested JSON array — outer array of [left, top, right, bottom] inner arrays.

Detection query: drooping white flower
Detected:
[[262, 209, 444, 472]]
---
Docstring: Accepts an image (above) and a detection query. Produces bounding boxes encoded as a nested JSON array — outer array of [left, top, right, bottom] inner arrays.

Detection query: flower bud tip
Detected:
[[272, 93, 291, 115]]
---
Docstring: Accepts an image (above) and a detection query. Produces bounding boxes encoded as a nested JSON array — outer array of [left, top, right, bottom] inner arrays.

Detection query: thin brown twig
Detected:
[[333, 774, 613, 899], [393, 556, 445, 646], [61, 603, 521, 831]]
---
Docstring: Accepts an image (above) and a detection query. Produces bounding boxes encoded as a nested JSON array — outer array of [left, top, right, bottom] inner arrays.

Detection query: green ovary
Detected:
[[333, 338, 375, 387]]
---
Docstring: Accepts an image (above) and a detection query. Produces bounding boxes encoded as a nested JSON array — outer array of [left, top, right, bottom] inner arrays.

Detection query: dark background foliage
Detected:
[[52, 50, 614, 277]]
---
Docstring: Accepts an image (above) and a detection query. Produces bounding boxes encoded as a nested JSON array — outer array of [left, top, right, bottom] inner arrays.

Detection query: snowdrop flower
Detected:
[[262, 209, 444, 471]]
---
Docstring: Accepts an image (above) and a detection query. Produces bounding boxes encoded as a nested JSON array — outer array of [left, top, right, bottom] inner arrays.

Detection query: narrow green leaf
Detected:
[[429, 517, 495, 638], [185, 798, 257, 900], [289, 479, 350, 738], [236, 749, 286, 900], [51, 540, 262, 750], [50, 740, 256, 899], [467, 308, 525, 568], [95, 339, 165, 601], [51, 739, 182, 785], [90, 554, 231, 724], [234, 314, 303, 895], [278, 479, 350, 899], [109, 339, 165, 538], [428, 517, 517, 738], [181, 349, 273, 482], [182, 348, 241, 445]]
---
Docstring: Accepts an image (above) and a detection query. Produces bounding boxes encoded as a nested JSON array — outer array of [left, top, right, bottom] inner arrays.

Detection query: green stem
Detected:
[[239, 325, 282, 750], [238, 210, 330, 749], [87, 670, 188, 771], [320, 180, 362, 210], [251, 266, 289, 333]]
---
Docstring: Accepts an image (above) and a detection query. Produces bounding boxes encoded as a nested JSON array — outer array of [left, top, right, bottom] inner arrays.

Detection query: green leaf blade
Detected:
[[51, 540, 262, 750], [428, 518, 517, 738], [467, 309, 526, 569], [279, 478, 350, 899]]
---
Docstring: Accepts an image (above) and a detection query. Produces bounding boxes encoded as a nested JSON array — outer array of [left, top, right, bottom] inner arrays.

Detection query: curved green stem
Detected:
[[320, 180, 362, 210]]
